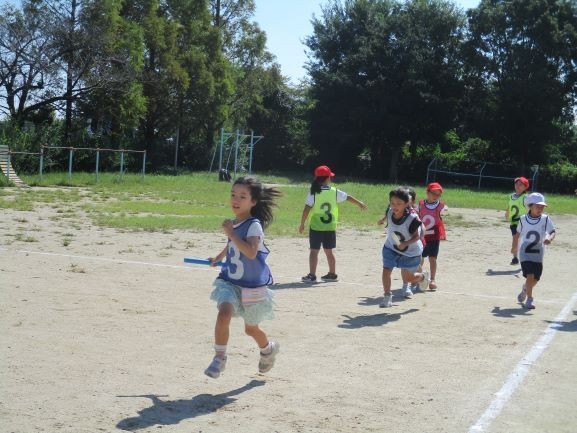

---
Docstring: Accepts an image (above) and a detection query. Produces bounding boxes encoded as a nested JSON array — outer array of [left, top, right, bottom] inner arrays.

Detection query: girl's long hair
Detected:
[[310, 176, 329, 194], [234, 176, 281, 229]]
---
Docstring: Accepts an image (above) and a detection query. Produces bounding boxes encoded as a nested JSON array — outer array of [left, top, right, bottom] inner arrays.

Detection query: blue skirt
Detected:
[[210, 278, 275, 325]]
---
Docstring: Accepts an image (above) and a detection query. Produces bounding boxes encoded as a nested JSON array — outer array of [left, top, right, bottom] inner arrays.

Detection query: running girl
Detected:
[[506, 177, 529, 265], [418, 182, 448, 291], [205, 176, 282, 378], [378, 187, 429, 308]]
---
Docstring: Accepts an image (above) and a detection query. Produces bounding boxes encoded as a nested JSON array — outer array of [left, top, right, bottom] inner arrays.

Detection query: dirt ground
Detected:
[[1, 189, 577, 433]]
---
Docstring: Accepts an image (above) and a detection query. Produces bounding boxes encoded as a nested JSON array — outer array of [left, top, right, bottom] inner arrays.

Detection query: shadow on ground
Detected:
[[116, 380, 265, 431], [339, 308, 419, 329]]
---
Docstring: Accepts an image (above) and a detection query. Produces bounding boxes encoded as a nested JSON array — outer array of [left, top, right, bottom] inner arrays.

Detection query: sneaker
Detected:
[[259, 341, 280, 373], [418, 270, 430, 291], [301, 273, 316, 282], [517, 284, 527, 303], [522, 297, 535, 310], [411, 283, 421, 292], [404, 285, 413, 298], [379, 293, 393, 308], [320, 272, 338, 282], [204, 356, 227, 379], [510, 256, 519, 265]]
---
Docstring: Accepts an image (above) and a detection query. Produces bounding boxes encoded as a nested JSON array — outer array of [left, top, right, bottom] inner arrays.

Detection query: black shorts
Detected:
[[510, 224, 519, 236], [521, 261, 543, 281], [309, 229, 336, 250], [422, 240, 440, 258]]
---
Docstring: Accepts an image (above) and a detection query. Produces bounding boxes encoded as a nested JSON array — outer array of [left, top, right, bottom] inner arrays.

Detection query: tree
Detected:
[[465, 0, 577, 168], [306, 0, 466, 180]]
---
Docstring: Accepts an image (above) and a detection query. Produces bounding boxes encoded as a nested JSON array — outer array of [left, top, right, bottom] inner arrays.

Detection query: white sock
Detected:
[[260, 341, 273, 355], [214, 344, 227, 358]]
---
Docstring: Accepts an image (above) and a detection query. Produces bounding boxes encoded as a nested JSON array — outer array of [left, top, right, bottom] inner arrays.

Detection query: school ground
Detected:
[[1, 194, 577, 433]]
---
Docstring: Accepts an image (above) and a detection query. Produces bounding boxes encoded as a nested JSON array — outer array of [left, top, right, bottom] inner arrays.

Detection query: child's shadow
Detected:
[[491, 306, 532, 318], [116, 379, 265, 431], [339, 308, 419, 329], [545, 311, 577, 332]]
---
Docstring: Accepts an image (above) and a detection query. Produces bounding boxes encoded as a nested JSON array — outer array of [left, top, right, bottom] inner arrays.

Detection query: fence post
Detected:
[[478, 162, 487, 189], [141, 151, 146, 179], [120, 150, 125, 180], [68, 148, 73, 182], [95, 149, 100, 182], [39, 147, 44, 183], [6, 152, 11, 182]]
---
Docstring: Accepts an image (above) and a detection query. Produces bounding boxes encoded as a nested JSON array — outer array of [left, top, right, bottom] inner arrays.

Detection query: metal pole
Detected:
[[249, 130, 254, 174], [478, 162, 486, 189], [68, 148, 73, 182], [219, 128, 224, 171], [142, 151, 146, 179], [39, 147, 44, 183], [95, 150, 100, 182], [6, 152, 10, 181], [174, 128, 179, 174], [120, 151, 125, 180], [234, 129, 240, 179]]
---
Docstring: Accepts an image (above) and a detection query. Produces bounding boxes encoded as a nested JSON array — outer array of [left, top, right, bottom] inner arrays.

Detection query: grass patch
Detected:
[[3, 172, 576, 236]]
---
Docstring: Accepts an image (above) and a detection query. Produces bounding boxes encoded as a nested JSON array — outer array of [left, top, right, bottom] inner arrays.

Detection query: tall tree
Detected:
[[465, 0, 577, 167], [306, 0, 466, 180]]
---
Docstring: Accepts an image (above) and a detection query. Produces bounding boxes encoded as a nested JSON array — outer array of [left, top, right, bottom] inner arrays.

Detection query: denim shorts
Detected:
[[382, 245, 421, 271]]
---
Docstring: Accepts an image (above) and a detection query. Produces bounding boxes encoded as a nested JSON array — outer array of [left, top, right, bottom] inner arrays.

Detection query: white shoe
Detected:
[[259, 341, 279, 373], [404, 285, 413, 298], [204, 356, 227, 379], [379, 293, 393, 308], [418, 271, 430, 291]]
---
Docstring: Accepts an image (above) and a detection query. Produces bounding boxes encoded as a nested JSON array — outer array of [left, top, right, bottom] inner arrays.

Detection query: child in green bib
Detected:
[[505, 177, 529, 265], [298, 165, 367, 282]]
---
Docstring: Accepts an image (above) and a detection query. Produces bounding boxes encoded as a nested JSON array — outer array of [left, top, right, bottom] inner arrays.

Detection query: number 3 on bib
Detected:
[[226, 244, 244, 279]]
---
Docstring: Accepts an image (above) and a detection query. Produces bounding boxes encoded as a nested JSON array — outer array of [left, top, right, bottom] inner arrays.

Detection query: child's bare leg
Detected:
[[429, 256, 438, 289], [245, 324, 268, 349], [324, 248, 336, 274], [382, 268, 393, 295], [215, 303, 233, 345], [525, 275, 538, 299], [309, 249, 320, 275]]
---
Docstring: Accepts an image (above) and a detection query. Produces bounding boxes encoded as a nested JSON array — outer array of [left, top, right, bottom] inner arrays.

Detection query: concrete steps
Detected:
[[0, 145, 30, 188]]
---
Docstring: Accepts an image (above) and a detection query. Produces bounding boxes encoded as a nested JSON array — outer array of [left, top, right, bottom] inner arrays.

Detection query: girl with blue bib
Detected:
[[205, 176, 281, 379]]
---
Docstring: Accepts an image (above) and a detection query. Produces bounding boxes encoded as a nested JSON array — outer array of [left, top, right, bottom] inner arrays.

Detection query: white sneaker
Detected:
[[404, 285, 413, 298], [259, 341, 280, 373], [379, 293, 393, 308], [204, 356, 227, 379], [517, 284, 527, 303], [418, 270, 430, 291]]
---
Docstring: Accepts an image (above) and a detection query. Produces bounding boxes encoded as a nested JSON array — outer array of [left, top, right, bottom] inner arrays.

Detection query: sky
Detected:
[[253, 0, 481, 84]]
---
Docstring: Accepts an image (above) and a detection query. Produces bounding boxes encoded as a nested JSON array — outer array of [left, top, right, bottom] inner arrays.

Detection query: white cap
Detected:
[[525, 192, 547, 206]]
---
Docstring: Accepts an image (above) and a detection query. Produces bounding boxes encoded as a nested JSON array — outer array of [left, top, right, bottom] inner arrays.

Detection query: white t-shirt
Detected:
[[235, 219, 266, 252], [305, 186, 348, 207]]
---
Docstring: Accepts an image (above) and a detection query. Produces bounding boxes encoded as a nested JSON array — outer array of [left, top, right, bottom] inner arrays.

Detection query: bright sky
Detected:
[[253, 0, 481, 84]]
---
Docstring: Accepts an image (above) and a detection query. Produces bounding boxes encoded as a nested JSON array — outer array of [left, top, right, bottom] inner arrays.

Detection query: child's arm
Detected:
[[210, 246, 228, 266], [544, 231, 555, 245], [299, 205, 312, 234], [346, 195, 367, 211], [398, 230, 421, 250], [222, 219, 260, 260]]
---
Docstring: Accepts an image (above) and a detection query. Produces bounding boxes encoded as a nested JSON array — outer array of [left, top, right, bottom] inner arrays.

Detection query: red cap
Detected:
[[427, 182, 443, 193], [314, 165, 335, 177], [515, 177, 529, 188]]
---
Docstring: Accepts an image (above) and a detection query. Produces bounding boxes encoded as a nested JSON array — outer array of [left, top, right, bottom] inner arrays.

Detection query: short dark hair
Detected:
[[389, 187, 410, 203]]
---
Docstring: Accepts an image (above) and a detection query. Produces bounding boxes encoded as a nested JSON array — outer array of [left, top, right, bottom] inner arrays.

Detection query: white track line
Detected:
[[0, 247, 568, 304], [468, 291, 577, 433], [4, 248, 213, 271]]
